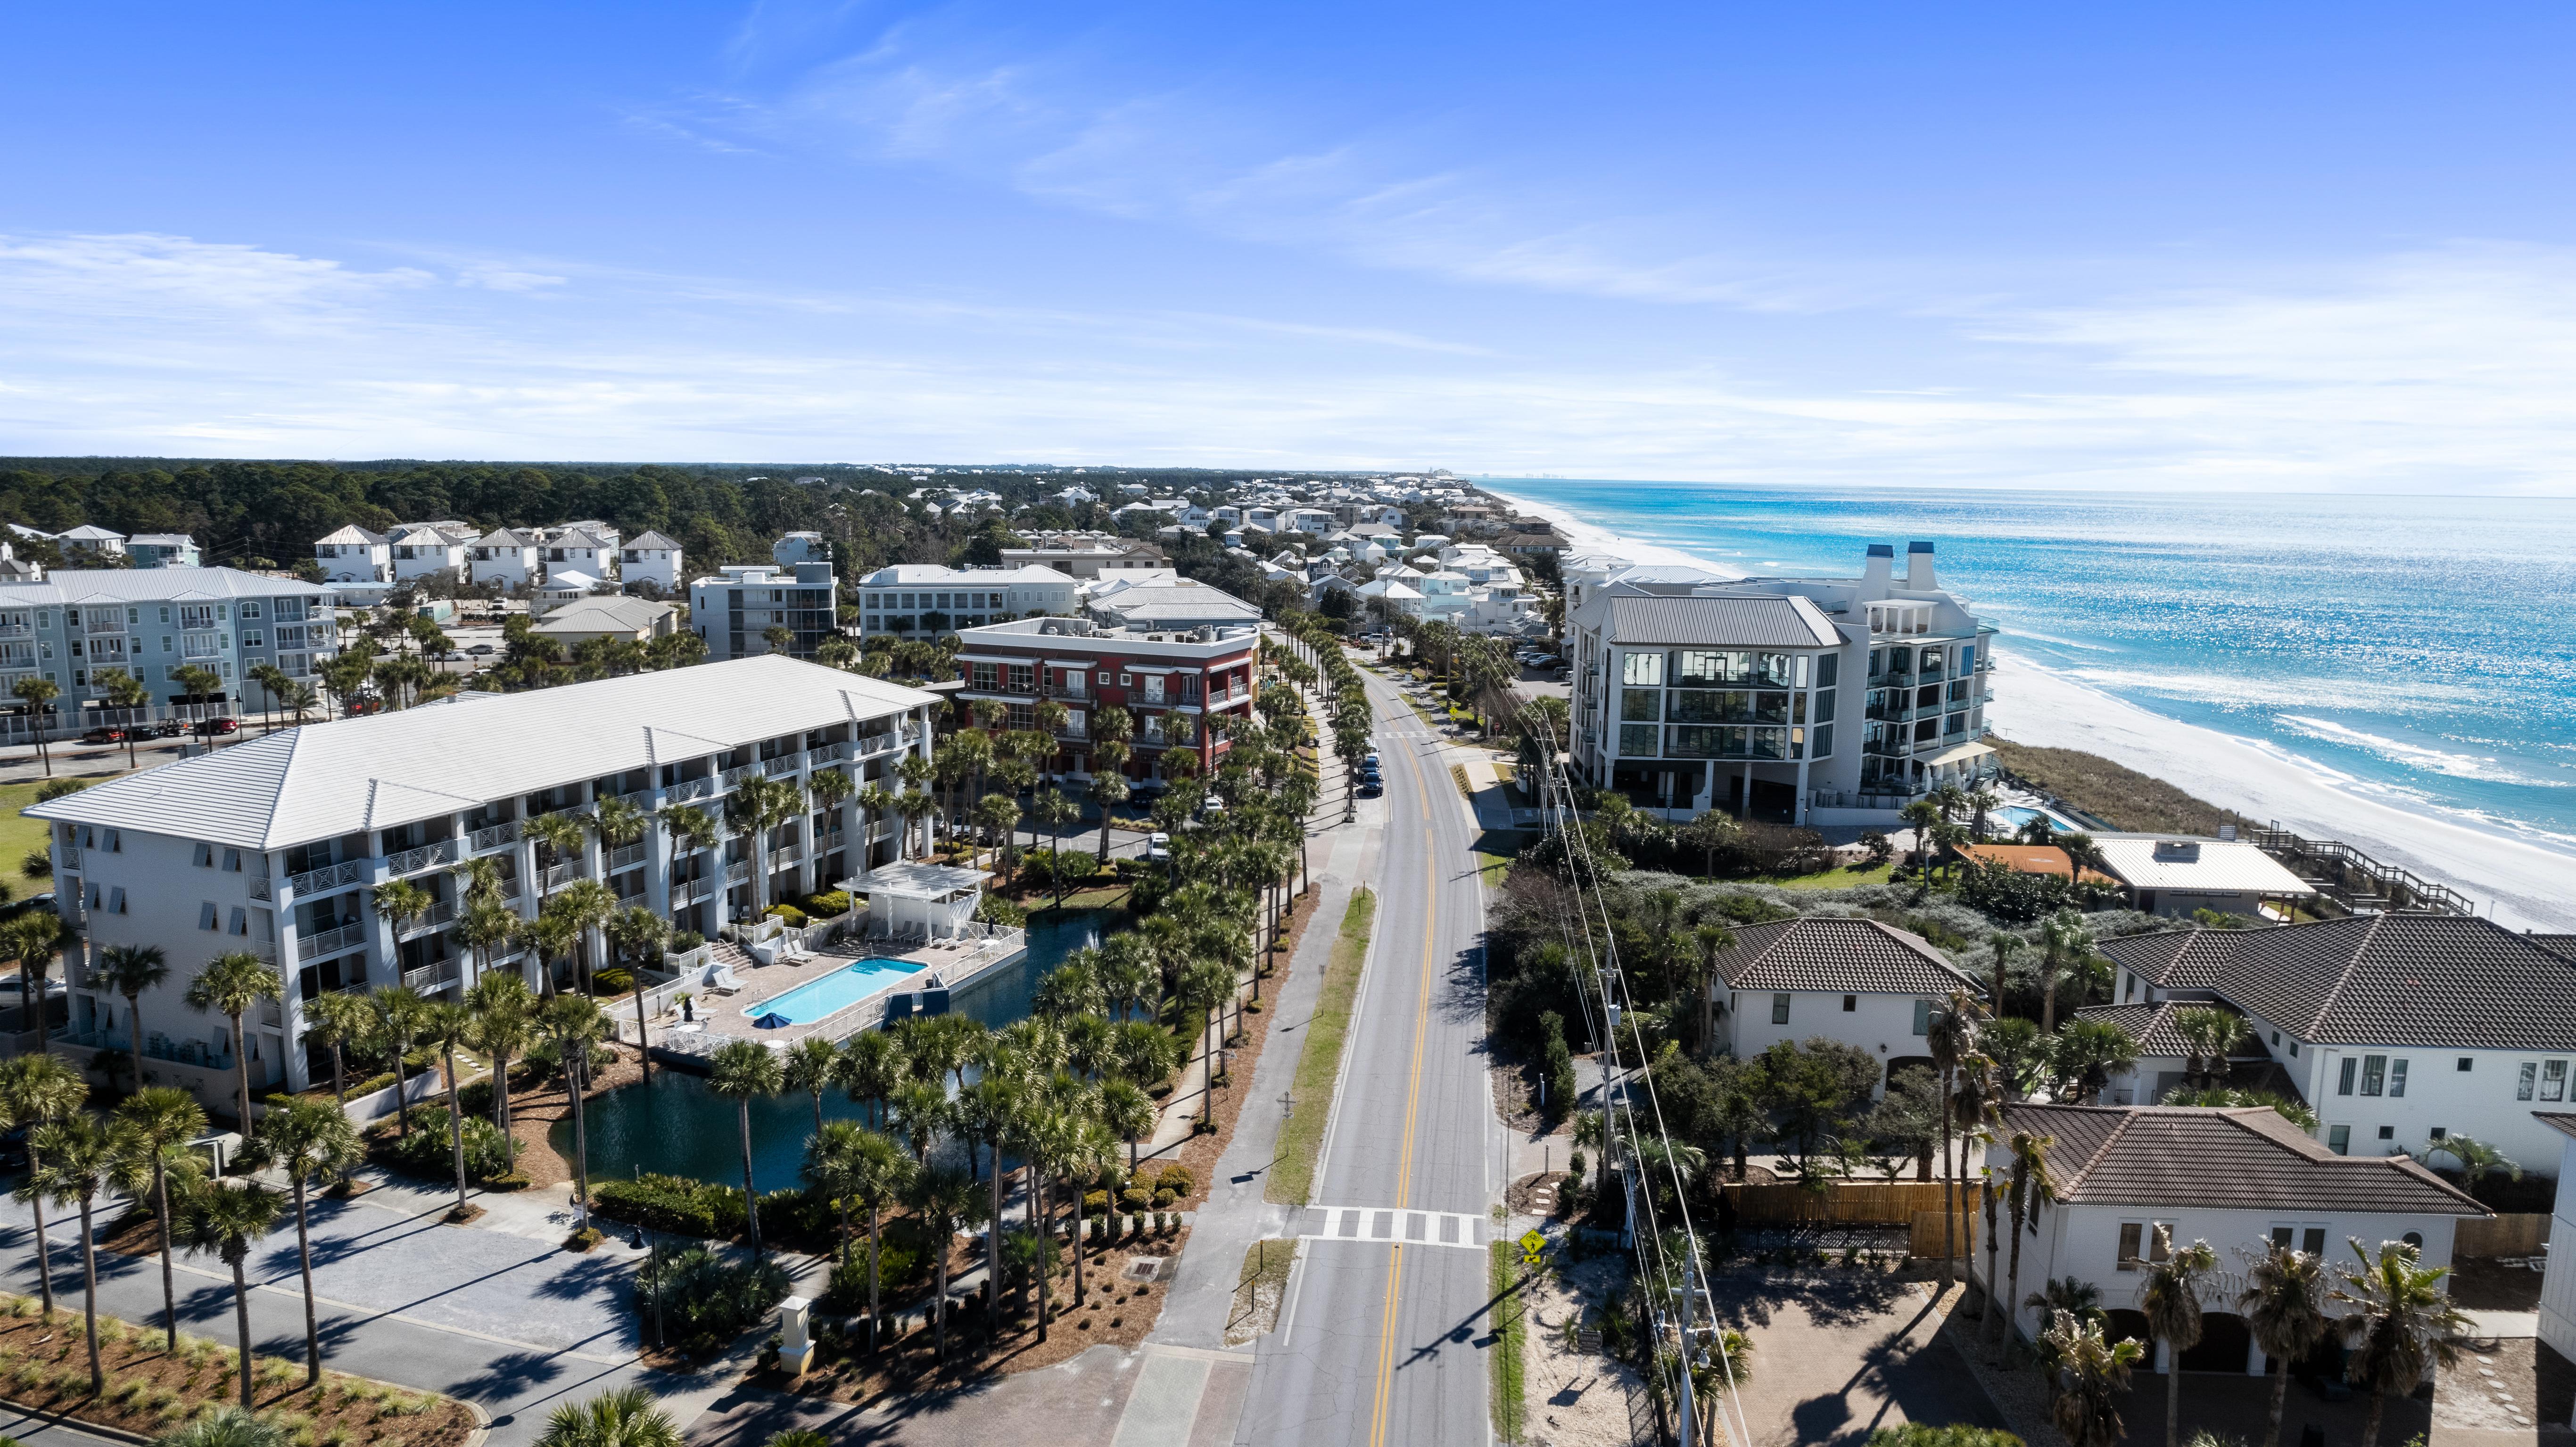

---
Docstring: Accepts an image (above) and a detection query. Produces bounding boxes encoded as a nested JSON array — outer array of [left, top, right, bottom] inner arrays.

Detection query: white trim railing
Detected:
[[386, 839, 460, 876], [286, 859, 365, 898], [296, 922, 368, 961]]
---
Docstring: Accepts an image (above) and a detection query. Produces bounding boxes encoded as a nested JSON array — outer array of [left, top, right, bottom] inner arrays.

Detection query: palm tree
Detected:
[[1687, 922, 1734, 1057], [550, 879, 617, 995], [2333, 1239, 2472, 1447], [1098, 1077, 1156, 1173], [1179, 957, 1235, 1130], [456, 895, 520, 996], [240, 1100, 362, 1384], [1995, 1130, 2055, 1362], [1986, 931, 2021, 1017], [13, 675, 60, 777], [421, 1000, 480, 1215], [112, 1086, 205, 1350], [2140, 1228, 2220, 1447], [1924, 990, 1979, 1289], [25, 1112, 119, 1394], [904, 1163, 976, 1360], [183, 952, 281, 1131], [517, 910, 581, 1000], [587, 796, 648, 886], [8, 913, 66, 1053], [888, 1079, 950, 1164], [855, 783, 897, 871], [837, 1028, 907, 1130], [784, 1036, 839, 1135], [2240, 1241, 2332, 1447], [708, 1038, 784, 1255], [372, 877, 433, 954], [2042, 1308, 2142, 1447], [538, 994, 609, 1226], [806, 766, 855, 862], [91, 942, 168, 1092], [603, 905, 669, 1082], [725, 775, 804, 918], [847, 1126, 914, 1351], [525, 812, 589, 909], [2037, 909, 2095, 1033], [2049, 1018, 2140, 1103], [956, 1072, 1022, 1331], [175, 1177, 286, 1408], [468, 971, 537, 1139], [533, 1385, 684, 1447], [300, 989, 375, 1109], [2172, 1006, 2252, 1090], [2422, 1135, 2521, 1189], [371, 984, 430, 1137], [0, 1053, 84, 1318]]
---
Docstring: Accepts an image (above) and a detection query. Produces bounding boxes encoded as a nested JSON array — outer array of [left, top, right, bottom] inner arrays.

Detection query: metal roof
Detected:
[[1586, 592, 1841, 650], [27, 656, 935, 852], [2090, 835, 2315, 894], [529, 597, 673, 635], [0, 567, 332, 604]]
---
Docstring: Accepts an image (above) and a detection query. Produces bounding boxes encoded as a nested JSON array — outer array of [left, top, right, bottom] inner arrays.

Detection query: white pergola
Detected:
[[843, 861, 990, 939]]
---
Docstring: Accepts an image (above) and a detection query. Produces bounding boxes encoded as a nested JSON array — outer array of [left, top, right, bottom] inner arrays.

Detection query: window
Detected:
[[1621, 650, 1664, 687], [1770, 993, 1791, 1025], [2429, 1126, 2447, 1141], [241, 632, 263, 649], [2519, 1063, 2538, 1101], [2402, 1231, 2424, 1250], [1620, 688, 1661, 722], [1841, 995, 1858, 1012], [2546, 1061, 2568, 1102], [2117, 1223, 2170, 1270], [2359, 1055, 2386, 1095], [2269, 1225, 2328, 1255], [2377, 1125, 2394, 1140], [107, 887, 125, 914], [198, 902, 218, 930], [194, 842, 215, 867], [1913, 999, 1932, 1036], [2328, 1125, 2351, 1155], [240, 602, 260, 619], [2387, 1059, 2408, 1098], [229, 907, 248, 936], [1817, 653, 1838, 688], [2124, 975, 2138, 1003], [2458, 1057, 2474, 1072], [223, 849, 240, 872], [1618, 724, 1660, 756]]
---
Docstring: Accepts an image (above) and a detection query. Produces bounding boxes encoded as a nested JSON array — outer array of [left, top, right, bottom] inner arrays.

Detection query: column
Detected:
[[2246, 1339, 2266, 1377], [643, 782, 672, 922], [514, 823, 543, 991], [273, 849, 312, 1092], [1794, 756, 1812, 826]]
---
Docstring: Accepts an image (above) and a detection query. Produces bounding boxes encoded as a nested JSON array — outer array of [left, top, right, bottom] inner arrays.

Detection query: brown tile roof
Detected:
[[2000, 1103, 2489, 1216], [1957, 843, 2118, 886], [2531, 934, 2576, 963], [2535, 1112, 2576, 1143], [2098, 914, 2576, 1051], [2073, 1001, 2272, 1063], [1712, 917, 1977, 996]]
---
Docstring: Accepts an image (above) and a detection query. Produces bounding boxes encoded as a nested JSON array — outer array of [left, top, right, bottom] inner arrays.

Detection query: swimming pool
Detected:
[[742, 957, 922, 1026], [1989, 805, 2076, 835]]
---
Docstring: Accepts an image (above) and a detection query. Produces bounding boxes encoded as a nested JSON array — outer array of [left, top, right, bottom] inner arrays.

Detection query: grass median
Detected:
[[1489, 1240, 1529, 1444], [1266, 886, 1375, 1205]]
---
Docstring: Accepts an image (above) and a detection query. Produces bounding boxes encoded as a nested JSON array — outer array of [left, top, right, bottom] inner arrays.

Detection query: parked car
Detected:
[[190, 716, 239, 738], [0, 893, 53, 926], [1198, 793, 1227, 818], [1146, 830, 1172, 863], [1357, 779, 1384, 798], [140, 720, 183, 739], [466, 643, 495, 656], [78, 725, 126, 745]]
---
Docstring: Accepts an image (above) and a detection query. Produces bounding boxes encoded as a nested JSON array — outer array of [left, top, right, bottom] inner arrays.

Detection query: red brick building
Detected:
[[952, 617, 1260, 781]]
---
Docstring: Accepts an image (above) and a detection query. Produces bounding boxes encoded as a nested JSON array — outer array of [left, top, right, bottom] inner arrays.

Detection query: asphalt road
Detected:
[[1236, 663, 1501, 1447]]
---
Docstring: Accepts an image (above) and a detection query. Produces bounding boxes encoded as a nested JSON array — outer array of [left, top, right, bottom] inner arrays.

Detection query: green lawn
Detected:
[[1475, 851, 1514, 887], [1267, 887, 1375, 1206], [0, 781, 59, 887], [1740, 861, 1897, 891], [1489, 1241, 1530, 1444]]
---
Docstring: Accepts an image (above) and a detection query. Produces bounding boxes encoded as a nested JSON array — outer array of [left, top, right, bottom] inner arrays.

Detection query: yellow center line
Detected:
[[1369, 720, 1444, 1447]]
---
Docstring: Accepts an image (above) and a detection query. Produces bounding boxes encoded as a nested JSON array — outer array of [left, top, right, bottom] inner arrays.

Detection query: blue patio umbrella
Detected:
[[751, 1012, 792, 1030]]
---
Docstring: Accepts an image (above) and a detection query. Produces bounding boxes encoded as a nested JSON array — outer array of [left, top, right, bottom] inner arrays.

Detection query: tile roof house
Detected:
[[1708, 916, 1979, 1094], [1980, 1103, 2486, 1371], [2074, 1000, 2286, 1106], [2102, 913, 2576, 1170]]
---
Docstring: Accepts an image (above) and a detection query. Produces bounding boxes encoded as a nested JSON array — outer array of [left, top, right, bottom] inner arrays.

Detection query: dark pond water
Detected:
[[555, 907, 1121, 1191]]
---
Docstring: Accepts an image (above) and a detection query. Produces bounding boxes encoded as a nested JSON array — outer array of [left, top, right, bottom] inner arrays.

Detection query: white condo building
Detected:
[[690, 562, 840, 661], [1564, 541, 1997, 823], [0, 568, 341, 710], [853, 564, 1079, 636], [30, 657, 936, 1107]]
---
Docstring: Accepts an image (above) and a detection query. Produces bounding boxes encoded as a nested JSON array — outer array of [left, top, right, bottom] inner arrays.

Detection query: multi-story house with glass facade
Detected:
[[689, 562, 840, 661], [28, 655, 936, 1107], [0, 568, 340, 712], [1564, 541, 1997, 824], [949, 615, 1260, 784]]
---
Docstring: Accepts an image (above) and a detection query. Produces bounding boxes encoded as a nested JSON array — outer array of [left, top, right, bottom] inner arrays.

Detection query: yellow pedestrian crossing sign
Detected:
[[1519, 1229, 1546, 1265]]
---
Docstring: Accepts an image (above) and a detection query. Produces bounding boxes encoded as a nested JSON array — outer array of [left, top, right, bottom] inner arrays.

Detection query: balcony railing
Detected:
[[812, 740, 851, 764], [58, 845, 82, 871], [724, 859, 751, 884], [397, 898, 457, 937], [767, 846, 801, 871], [286, 859, 365, 898], [720, 764, 758, 786], [248, 874, 271, 900], [470, 820, 520, 852], [667, 776, 716, 803], [402, 962, 461, 994], [607, 842, 646, 872], [386, 839, 460, 876], [614, 788, 654, 811], [540, 860, 586, 891], [675, 876, 717, 904], [297, 922, 368, 961], [763, 755, 801, 777]]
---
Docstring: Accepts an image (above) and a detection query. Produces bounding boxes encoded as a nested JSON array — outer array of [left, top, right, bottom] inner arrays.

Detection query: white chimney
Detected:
[[1906, 540, 1936, 590], [1863, 543, 1894, 591]]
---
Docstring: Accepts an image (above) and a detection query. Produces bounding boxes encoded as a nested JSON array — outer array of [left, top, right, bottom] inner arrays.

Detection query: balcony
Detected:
[[285, 859, 365, 898], [540, 860, 586, 891], [763, 755, 801, 777], [666, 776, 716, 803], [724, 859, 751, 885], [402, 961, 460, 994], [767, 845, 801, 872], [720, 764, 758, 787], [397, 898, 457, 937], [248, 875, 271, 901], [297, 922, 368, 961], [58, 845, 82, 871], [675, 876, 717, 904], [470, 819, 520, 852], [613, 788, 654, 811], [607, 842, 647, 872], [386, 839, 460, 876]]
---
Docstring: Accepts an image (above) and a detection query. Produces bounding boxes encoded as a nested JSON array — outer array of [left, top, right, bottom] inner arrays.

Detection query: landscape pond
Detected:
[[556, 906, 1120, 1192]]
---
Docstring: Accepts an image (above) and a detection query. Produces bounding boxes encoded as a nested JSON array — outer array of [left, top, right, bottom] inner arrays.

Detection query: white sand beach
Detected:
[[1479, 480, 2576, 933]]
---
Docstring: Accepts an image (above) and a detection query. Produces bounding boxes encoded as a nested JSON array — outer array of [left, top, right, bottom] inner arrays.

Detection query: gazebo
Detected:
[[843, 861, 990, 940]]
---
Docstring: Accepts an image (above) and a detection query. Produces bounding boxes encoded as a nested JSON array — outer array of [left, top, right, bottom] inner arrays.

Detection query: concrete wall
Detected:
[[1717, 987, 1936, 1097]]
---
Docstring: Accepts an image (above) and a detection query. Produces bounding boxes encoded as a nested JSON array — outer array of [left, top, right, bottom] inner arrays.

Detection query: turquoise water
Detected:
[[561, 907, 1122, 1188], [742, 957, 920, 1026], [1488, 480, 2576, 850], [1988, 806, 2074, 833]]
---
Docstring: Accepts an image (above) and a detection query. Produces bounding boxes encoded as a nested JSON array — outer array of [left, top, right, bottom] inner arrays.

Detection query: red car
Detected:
[[190, 716, 240, 738], [78, 725, 127, 745]]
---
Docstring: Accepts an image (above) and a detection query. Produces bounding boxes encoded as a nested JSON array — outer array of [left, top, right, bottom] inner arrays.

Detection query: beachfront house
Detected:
[[1564, 541, 1998, 823], [2101, 913, 2576, 1172], [1703, 916, 1981, 1097], [1978, 1103, 2487, 1373], [27, 656, 937, 1111], [2089, 834, 2318, 921]]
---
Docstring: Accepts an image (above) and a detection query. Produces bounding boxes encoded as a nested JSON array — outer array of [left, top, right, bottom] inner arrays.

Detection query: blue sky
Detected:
[[3, 2, 2573, 490]]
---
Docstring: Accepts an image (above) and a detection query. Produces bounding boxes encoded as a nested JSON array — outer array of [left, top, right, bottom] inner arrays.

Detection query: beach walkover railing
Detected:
[[2245, 822, 2477, 916]]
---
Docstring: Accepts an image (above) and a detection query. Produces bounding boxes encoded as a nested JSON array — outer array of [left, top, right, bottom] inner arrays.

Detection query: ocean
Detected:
[[1479, 480, 2576, 856]]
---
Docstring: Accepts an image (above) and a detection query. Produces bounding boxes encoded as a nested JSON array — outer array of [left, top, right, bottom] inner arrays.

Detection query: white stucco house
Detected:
[[469, 529, 542, 590], [619, 531, 684, 594], [1706, 916, 1980, 1097], [1980, 1103, 2487, 1376], [388, 526, 468, 584], [2535, 1113, 2576, 1414], [314, 526, 390, 584]]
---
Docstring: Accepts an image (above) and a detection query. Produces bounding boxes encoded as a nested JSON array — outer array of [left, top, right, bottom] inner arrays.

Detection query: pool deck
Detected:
[[650, 930, 1028, 1056]]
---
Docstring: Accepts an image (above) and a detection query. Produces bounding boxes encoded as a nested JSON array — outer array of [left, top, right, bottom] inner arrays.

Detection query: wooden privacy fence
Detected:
[[1716, 1181, 1986, 1257], [2456, 1213, 2550, 1258]]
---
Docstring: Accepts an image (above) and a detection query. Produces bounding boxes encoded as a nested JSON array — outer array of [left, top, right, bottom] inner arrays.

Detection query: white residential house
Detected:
[[314, 526, 391, 584], [2087, 834, 2318, 921], [2074, 1000, 2283, 1106], [1978, 1103, 2486, 1373], [534, 571, 603, 612], [1703, 916, 1979, 1096], [2100, 913, 2576, 1172], [1355, 578, 1423, 618], [388, 526, 468, 584], [618, 532, 684, 595], [2535, 1114, 2576, 1407], [28, 657, 940, 1110], [57, 526, 127, 560], [545, 529, 618, 584], [468, 529, 542, 590], [1282, 508, 1336, 536], [773, 531, 831, 566]]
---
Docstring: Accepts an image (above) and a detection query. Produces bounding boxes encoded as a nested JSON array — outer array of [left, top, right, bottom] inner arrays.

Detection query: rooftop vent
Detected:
[[2152, 839, 2202, 862]]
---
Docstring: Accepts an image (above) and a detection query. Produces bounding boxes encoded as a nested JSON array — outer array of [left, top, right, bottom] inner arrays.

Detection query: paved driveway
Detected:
[[1709, 1269, 2003, 1447]]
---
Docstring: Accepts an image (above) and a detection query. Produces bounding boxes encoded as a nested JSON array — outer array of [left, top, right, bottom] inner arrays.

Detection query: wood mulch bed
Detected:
[[757, 1227, 1191, 1406], [500, 1047, 646, 1190], [0, 1296, 475, 1447]]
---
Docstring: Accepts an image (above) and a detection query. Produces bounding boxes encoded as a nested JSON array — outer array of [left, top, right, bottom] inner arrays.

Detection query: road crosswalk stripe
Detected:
[[1296, 1205, 1486, 1251]]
